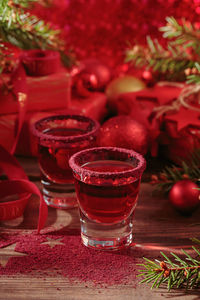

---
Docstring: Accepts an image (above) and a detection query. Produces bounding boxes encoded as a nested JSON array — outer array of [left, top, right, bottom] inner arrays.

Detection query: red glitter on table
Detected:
[[0, 233, 19, 248], [0, 233, 139, 286]]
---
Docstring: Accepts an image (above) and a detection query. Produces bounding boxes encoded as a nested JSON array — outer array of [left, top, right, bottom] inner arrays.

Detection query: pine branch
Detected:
[[186, 62, 200, 84], [12, 0, 37, 7], [0, 0, 63, 50], [151, 149, 200, 194], [0, 0, 75, 72], [125, 17, 200, 83], [160, 17, 200, 57], [138, 239, 200, 290]]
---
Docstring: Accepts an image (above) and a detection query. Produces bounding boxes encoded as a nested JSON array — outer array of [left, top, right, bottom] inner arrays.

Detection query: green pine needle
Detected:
[[125, 16, 200, 83], [0, 0, 75, 73], [138, 239, 200, 291], [154, 149, 200, 195]]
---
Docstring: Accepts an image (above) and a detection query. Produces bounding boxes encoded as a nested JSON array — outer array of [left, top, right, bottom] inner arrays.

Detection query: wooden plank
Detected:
[[0, 157, 199, 299]]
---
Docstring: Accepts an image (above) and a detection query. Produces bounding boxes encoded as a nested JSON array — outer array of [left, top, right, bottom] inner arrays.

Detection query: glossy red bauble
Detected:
[[169, 180, 200, 214], [73, 59, 111, 97], [82, 59, 111, 89]]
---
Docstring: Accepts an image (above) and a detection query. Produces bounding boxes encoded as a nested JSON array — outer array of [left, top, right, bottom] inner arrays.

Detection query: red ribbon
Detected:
[[0, 145, 48, 233], [0, 63, 48, 232]]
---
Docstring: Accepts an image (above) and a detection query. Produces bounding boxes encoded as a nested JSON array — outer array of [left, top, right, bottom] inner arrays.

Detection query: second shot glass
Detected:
[[32, 114, 99, 209]]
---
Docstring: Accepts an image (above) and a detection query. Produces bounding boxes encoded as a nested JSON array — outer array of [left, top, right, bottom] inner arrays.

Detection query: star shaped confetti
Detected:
[[41, 238, 65, 249], [0, 243, 27, 267]]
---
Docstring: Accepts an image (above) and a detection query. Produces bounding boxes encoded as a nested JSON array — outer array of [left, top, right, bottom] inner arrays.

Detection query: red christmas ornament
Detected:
[[169, 180, 200, 214], [142, 70, 155, 87], [73, 59, 111, 97], [75, 73, 98, 97], [83, 59, 111, 89], [97, 116, 149, 155]]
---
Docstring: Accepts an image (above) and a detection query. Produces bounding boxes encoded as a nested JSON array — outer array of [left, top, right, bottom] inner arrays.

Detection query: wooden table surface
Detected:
[[0, 157, 200, 300]]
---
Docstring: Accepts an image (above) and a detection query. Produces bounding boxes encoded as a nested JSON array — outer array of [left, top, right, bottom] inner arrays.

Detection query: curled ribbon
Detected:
[[0, 64, 48, 232], [153, 83, 200, 118], [0, 145, 48, 233]]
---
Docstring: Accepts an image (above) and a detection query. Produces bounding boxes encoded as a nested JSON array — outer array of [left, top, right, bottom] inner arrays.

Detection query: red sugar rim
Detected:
[[32, 114, 100, 145], [69, 146, 146, 181]]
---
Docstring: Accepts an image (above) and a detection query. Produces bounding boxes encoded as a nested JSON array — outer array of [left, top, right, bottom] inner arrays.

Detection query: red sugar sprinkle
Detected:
[[0, 233, 19, 248], [0, 233, 140, 286]]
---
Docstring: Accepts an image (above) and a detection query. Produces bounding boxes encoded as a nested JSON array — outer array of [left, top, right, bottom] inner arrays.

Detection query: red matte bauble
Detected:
[[169, 180, 200, 214], [98, 116, 149, 155]]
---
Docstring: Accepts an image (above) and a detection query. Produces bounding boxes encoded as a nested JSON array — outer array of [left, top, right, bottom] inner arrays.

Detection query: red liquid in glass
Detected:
[[39, 128, 88, 184], [74, 160, 140, 223]]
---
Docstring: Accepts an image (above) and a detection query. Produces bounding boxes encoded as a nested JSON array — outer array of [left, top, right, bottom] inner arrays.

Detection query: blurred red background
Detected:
[[32, 0, 200, 68]]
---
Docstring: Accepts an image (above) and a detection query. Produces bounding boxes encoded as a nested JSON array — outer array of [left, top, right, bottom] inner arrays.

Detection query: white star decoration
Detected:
[[41, 238, 65, 248], [0, 243, 27, 267]]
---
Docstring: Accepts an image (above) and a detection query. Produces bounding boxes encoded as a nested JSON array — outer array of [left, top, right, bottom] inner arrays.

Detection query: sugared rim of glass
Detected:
[[32, 114, 100, 144], [69, 147, 146, 183]]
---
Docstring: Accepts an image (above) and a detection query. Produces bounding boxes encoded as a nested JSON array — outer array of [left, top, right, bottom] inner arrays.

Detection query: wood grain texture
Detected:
[[0, 157, 199, 300]]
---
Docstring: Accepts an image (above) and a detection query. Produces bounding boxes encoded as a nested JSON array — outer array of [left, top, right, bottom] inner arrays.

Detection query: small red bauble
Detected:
[[74, 73, 98, 97], [82, 59, 111, 90], [169, 180, 200, 214], [142, 70, 155, 87], [73, 59, 111, 97], [97, 116, 149, 155]]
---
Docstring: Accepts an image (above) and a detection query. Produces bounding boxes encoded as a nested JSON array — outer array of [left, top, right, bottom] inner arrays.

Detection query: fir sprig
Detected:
[[138, 239, 200, 290], [160, 17, 200, 57], [125, 17, 200, 83], [126, 36, 193, 78], [0, 0, 75, 72], [0, 0, 63, 50], [151, 149, 200, 194]]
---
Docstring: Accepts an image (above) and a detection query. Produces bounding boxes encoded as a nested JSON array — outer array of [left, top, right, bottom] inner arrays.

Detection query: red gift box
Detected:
[[1, 92, 107, 156], [108, 84, 182, 128], [68, 92, 107, 122], [158, 106, 200, 164], [1, 67, 71, 115]]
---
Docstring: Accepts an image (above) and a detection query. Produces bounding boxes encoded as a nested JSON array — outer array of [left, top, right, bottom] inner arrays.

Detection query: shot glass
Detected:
[[32, 115, 100, 209], [69, 146, 146, 250]]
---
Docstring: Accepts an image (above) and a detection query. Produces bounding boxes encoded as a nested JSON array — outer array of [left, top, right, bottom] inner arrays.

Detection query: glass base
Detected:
[[41, 179, 77, 209], [80, 210, 134, 250]]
